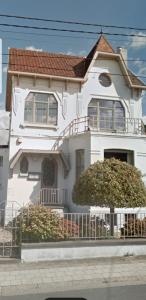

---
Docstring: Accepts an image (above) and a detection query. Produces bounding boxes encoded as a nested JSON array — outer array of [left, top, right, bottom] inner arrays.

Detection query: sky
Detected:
[[1, 0, 146, 114]]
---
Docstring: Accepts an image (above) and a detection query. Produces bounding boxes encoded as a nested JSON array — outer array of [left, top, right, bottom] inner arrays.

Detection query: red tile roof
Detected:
[[6, 35, 146, 111], [8, 49, 86, 78]]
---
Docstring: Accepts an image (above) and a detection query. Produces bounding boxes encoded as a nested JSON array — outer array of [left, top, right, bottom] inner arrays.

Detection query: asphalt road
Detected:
[[1, 284, 146, 300]]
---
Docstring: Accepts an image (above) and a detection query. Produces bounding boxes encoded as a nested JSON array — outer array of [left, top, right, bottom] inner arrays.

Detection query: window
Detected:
[[88, 99, 125, 131], [20, 156, 28, 174], [24, 92, 58, 126], [0, 156, 3, 167], [99, 73, 112, 87], [76, 149, 85, 180]]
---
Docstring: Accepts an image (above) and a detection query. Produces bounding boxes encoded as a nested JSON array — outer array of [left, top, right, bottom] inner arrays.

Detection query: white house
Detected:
[[0, 110, 9, 208], [5, 35, 146, 216]]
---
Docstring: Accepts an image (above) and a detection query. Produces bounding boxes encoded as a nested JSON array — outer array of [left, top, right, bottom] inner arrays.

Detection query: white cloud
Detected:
[[3, 66, 7, 73], [25, 46, 43, 52], [66, 49, 87, 56], [66, 50, 75, 56], [137, 66, 146, 76], [78, 50, 87, 56], [132, 58, 146, 75], [130, 32, 146, 49]]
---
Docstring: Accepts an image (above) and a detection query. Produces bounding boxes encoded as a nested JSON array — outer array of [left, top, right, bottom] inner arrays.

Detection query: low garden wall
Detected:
[[21, 239, 146, 262]]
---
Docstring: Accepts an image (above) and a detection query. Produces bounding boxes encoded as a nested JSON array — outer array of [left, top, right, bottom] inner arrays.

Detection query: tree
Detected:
[[73, 158, 146, 235]]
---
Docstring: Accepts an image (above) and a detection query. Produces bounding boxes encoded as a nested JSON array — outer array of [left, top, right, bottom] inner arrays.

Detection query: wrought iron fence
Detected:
[[1, 207, 146, 254], [0, 207, 21, 257], [60, 212, 146, 240], [19, 209, 146, 243]]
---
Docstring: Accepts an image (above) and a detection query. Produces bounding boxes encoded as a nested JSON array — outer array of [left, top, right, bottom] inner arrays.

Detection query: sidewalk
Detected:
[[0, 256, 146, 296]]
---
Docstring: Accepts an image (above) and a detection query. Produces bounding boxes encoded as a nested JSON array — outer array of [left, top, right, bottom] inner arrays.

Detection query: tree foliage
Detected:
[[73, 158, 146, 208]]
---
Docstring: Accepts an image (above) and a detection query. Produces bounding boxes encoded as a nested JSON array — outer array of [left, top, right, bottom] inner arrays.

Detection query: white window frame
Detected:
[[88, 99, 125, 131], [24, 91, 58, 128]]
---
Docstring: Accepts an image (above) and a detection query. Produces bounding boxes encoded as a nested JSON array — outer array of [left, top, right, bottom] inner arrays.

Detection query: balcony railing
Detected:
[[88, 116, 145, 134], [52, 116, 145, 150], [39, 188, 67, 206]]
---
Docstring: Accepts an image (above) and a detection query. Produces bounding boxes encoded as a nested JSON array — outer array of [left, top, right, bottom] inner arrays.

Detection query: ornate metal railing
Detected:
[[39, 188, 67, 206], [52, 116, 145, 150]]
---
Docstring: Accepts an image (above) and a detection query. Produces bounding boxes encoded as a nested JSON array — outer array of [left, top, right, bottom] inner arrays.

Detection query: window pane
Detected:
[[114, 102, 125, 130], [115, 101, 123, 109], [48, 95, 57, 125], [99, 100, 113, 108], [100, 109, 113, 129], [49, 94, 57, 105], [88, 107, 97, 116], [35, 102, 47, 123], [35, 93, 48, 103], [20, 157, 28, 174], [24, 101, 33, 123]]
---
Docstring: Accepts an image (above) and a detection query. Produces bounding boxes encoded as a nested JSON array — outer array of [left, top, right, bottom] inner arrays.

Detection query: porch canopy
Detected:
[[10, 148, 69, 175]]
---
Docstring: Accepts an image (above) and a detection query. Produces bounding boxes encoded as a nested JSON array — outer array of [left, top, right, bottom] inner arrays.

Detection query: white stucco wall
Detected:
[[6, 54, 146, 211], [0, 148, 9, 206], [7, 153, 65, 208]]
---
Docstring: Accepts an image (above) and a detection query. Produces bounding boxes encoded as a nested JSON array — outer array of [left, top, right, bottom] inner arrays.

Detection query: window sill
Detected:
[[22, 123, 58, 130], [19, 173, 28, 178]]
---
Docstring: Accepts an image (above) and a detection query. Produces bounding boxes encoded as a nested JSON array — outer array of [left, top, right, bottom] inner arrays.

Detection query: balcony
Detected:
[[52, 116, 145, 151], [39, 188, 67, 207], [88, 116, 145, 134]]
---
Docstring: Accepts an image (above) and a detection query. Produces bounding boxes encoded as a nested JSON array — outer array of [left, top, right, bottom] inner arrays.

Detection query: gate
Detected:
[[0, 207, 21, 258]]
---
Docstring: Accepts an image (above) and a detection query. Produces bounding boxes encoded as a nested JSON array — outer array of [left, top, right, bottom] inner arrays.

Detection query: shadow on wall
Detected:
[[29, 181, 41, 205]]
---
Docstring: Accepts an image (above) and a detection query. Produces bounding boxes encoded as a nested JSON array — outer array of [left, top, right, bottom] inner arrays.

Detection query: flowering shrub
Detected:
[[12, 205, 80, 243], [62, 219, 79, 238], [121, 217, 146, 237]]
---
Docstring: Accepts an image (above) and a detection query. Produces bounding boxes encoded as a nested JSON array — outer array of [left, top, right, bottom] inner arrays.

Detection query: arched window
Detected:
[[88, 99, 125, 131], [41, 158, 57, 187], [20, 156, 28, 174], [24, 93, 58, 126]]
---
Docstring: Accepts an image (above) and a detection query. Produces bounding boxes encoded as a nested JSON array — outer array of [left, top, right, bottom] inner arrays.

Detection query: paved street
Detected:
[[0, 257, 146, 296], [1, 284, 146, 300]]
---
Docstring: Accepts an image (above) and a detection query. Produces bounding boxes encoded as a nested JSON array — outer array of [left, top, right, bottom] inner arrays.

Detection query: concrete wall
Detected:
[[0, 148, 9, 206], [21, 240, 146, 262]]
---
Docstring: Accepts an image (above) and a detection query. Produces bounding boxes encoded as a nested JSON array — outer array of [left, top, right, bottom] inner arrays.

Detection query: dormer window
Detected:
[[24, 92, 58, 126]]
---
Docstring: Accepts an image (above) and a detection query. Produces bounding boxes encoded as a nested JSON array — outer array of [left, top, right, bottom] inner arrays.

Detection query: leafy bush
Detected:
[[12, 205, 80, 243], [121, 217, 146, 238], [73, 158, 146, 208]]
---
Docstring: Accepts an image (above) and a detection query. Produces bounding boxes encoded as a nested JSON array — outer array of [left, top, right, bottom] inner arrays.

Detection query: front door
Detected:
[[104, 151, 127, 162], [41, 157, 57, 205]]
